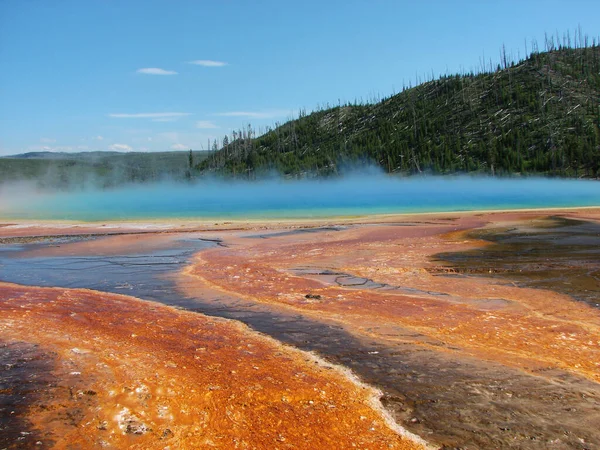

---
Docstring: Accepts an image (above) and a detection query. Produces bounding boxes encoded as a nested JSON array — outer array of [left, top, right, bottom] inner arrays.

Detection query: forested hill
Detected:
[[199, 45, 600, 178]]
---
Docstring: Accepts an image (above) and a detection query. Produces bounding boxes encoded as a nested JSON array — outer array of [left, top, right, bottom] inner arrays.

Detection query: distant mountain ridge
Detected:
[[0, 151, 208, 189], [2, 151, 124, 160], [199, 45, 600, 178], [3, 46, 599, 187]]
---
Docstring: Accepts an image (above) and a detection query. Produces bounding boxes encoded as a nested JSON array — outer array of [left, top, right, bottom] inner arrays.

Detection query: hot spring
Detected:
[[1, 175, 599, 221]]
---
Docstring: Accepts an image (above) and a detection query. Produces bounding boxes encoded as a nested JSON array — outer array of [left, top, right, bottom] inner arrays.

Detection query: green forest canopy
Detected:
[[199, 44, 600, 179]]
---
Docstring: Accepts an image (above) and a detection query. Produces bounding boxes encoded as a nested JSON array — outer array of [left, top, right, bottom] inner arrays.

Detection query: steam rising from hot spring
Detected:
[[0, 174, 599, 221]]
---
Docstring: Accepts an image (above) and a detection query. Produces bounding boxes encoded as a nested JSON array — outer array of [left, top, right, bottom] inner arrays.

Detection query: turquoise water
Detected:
[[1, 176, 599, 221]]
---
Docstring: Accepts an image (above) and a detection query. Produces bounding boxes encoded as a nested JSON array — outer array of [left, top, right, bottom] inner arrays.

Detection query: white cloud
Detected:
[[92, 135, 104, 141], [170, 143, 188, 150], [28, 145, 74, 152], [196, 120, 219, 129], [214, 110, 291, 119], [188, 60, 227, 67], [108, 112, 191, 119], [136, 67, 178, 75], [151, 118, 178, 122], [109, 143, 133, 151], [40, 137, 56, 143], [77, 145, 89, 150]]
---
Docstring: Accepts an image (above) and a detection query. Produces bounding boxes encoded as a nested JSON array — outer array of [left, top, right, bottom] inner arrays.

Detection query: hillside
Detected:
[[199, 46, 600, 178], [0, 151, 208, 189]]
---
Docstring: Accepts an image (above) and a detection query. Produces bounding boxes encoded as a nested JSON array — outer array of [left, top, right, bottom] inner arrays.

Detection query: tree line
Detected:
[[197, 38, 600, 179]]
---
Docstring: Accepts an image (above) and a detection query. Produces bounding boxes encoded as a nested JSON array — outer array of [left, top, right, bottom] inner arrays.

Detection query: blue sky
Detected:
[[1, 0, 599, 155]]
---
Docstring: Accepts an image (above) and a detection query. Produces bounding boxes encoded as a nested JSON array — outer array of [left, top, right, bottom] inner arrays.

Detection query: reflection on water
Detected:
[[435, 217, 600, 307]]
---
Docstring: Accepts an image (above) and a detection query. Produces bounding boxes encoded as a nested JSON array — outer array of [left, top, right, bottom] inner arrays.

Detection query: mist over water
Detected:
[[0, 175, 599, 221]]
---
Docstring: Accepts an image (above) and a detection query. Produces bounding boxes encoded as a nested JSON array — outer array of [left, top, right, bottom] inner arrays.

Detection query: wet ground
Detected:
[[1, 283, 421, 450], [0, 238, 209, 295], [1, 214, 600, 448], [0, 341, 53, 449], [435, 216, 600, 307]]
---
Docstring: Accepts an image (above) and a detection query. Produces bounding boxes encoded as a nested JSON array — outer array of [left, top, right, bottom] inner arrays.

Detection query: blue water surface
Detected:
[[1, 176, 599, 221]]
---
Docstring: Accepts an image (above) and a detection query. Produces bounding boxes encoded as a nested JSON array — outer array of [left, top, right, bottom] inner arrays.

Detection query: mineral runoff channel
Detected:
[[1, 208, 600, 449]]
